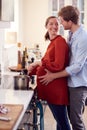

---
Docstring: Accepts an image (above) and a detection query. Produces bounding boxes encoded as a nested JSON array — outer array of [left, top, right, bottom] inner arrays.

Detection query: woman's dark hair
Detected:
[[58, 5, 80, 24], [44, 16, 57, 41]]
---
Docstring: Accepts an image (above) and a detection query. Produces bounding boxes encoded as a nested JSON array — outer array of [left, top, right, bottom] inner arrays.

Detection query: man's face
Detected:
[[59, 16, 72, 30]]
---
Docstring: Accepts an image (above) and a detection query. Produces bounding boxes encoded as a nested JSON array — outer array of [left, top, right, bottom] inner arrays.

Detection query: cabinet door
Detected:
[[0, 0, 14, 21]]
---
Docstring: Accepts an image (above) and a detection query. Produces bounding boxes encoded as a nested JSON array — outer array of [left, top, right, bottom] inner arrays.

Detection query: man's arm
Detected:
[[39, 69, 69, 85]]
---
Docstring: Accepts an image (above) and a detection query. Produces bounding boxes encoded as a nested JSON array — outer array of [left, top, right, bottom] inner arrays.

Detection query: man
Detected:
[[39, 6, 87, 130]]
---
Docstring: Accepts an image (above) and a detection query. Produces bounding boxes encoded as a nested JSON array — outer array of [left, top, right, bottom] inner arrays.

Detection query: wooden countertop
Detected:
[[0, 104, 23, 130], [0, 89, 34, 130]]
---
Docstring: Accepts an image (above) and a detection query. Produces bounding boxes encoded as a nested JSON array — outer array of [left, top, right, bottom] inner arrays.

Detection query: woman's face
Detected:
[[46, 18, 58, 37]]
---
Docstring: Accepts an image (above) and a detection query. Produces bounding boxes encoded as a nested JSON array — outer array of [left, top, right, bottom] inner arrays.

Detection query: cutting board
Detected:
[[0, 104, 24, 130], [9, 66, 27, 72]]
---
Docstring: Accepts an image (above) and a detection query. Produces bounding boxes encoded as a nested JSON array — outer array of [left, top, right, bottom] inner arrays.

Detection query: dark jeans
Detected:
[[48, 103, 71, 130]]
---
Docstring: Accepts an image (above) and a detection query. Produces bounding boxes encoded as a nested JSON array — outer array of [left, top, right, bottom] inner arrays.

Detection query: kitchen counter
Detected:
[[1, 70, 37, 90], [0, 89, 34, 130], [1, 70, 20, 89]]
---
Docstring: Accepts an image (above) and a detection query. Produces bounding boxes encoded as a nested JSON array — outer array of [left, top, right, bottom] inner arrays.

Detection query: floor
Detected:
[[18, 103, 87, 130], [44, 105, 56, 130], [44, 105, 87, 130]]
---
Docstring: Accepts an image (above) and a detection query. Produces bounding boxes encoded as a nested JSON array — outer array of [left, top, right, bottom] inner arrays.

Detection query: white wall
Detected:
[[0, 22, 10, 66], [20, 0, 49, 54]]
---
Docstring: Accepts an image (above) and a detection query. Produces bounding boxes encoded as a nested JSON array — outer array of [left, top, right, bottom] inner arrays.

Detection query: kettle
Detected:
[[14, 70, 30, 90]]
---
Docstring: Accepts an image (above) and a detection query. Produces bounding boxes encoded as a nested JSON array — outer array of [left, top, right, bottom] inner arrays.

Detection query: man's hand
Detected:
[[38, 69, 54, 85]]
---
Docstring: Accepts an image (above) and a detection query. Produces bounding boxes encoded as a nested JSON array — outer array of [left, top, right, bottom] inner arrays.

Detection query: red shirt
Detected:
[[36, 35, 69, 105]]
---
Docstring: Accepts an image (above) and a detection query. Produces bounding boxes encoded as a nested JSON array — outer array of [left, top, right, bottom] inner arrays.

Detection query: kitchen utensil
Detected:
[[0, 116, 11, 121], [14, 71, 30, 90]]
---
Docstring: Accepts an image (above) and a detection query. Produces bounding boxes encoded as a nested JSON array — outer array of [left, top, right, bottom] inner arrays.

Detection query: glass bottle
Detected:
[[21, 50, 26, 69], [24, 47, 29, 68], [17, 42, 22, 69]]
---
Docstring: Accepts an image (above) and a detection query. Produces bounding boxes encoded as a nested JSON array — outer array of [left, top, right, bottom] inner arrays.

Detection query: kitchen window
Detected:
[[49, 0, 64, 16], [72, 0, 84, 24]]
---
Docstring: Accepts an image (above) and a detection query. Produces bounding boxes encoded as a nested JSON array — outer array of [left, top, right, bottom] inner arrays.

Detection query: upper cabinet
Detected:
[[0, 0, 14, 21]]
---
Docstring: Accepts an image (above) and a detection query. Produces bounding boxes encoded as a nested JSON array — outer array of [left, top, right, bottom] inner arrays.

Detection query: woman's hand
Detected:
[[28, 61, 41, 74], [38, 69, 55, 85], [28, 64, 35, 74]]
